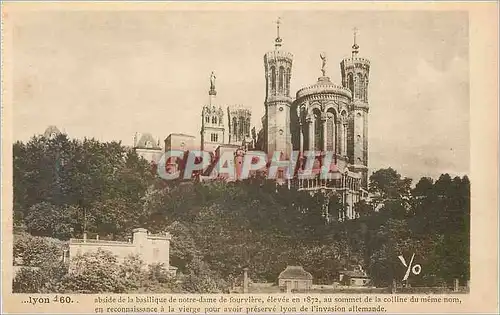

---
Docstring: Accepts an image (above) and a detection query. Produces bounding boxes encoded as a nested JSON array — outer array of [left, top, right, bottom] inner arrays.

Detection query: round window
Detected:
[[279, 129, 284, 135], [279, 107, 284, 111]]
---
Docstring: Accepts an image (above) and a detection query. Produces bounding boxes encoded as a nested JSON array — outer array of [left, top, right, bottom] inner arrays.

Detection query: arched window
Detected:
[[326, 111, 335, 151], [205, 116, 209, 123], [279, 66, 285, 93], [245, 117, 251, 136], [356, 73, 364, 99], [347, 73, 354, 95], [285, 68, 290, 95], [232, 117, 237, 138], [313, 109, 322, 151], [239, 117, 245, 140], [364, 74, 368, 101], [341, 111, 348, 155], [212, 116, 217, 124], [271, 66, 276, 91]]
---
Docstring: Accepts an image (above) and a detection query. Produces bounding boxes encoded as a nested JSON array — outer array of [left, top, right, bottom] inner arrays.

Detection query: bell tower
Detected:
[[201, 71, 225, 153], [264, 18, 293, 158], [340, 28, 370, 189]]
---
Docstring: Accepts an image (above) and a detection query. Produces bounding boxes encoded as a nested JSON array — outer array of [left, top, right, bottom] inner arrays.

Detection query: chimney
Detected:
[[83, 232, 87, 242]]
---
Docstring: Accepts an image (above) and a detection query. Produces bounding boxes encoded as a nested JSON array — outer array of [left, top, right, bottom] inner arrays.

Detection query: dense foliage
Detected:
[[13, 135, 470, 292]]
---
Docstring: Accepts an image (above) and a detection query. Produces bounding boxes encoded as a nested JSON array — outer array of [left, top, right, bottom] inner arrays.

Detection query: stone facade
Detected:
[[165, 133, 196, 152], [227, 105, 252, 146], [278, 266, 313, 293], [133, 132, 163, 163], [68, 228, 176, 274], [263, 31, 293, 158], [129, 22, 371, 221]]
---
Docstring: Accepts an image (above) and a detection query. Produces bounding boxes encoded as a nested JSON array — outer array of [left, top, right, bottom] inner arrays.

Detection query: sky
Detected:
[[10, 10, 469, 181]]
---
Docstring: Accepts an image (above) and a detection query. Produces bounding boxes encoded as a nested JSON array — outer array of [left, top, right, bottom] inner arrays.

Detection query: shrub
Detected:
[[60, 249, 129, 293]]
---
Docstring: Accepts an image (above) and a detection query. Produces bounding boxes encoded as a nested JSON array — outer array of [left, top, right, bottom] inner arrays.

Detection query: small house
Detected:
[[278, 266, 313, 293], [338, 268, 371, 287]]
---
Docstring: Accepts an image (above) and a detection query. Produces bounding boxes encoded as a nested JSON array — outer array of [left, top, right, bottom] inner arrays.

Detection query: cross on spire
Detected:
[[276, 17, 281, 38], [275, 17, 283, 49], [352, 27, 360, 56]]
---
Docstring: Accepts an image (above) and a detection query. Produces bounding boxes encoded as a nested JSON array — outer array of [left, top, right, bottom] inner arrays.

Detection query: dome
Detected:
[[296, 76, 352, 100], [43, 125, 61, 138]]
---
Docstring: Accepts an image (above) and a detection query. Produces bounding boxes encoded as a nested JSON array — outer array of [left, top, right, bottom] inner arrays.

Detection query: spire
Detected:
[[352, 27, 359, 57], [274, 17, 283, 49]]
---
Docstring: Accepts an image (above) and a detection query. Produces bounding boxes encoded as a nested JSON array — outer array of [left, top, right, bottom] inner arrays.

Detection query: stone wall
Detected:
[[68, 228, 174, 273]]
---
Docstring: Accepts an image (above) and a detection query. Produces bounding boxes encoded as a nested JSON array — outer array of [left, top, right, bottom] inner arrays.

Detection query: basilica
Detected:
[[132, 21, 371, 220]]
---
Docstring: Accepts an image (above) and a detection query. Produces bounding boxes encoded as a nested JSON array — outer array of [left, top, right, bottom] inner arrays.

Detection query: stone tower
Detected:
[[340, 29, 370, 188], [227, 105, 252, 146], [201, 71, 225, 153], [264, 18, 293, 158]]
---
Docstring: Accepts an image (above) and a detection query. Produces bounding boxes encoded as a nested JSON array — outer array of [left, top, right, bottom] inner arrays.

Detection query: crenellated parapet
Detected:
[[340, 57, 371, 68], [264, 50, 294, 64]]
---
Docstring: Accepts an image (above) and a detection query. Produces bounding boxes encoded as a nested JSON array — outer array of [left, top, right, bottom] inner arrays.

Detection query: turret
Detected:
[[263, 18, 293, 158], [340, 28, 370, 189], [201, 72, 225, 152]]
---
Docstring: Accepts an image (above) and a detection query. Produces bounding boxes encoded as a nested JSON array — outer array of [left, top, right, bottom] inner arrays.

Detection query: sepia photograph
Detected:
[[2, 2, 498, 314]]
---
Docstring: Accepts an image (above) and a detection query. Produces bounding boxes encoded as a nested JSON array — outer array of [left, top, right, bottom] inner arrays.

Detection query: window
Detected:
[[326, 112, 335, 151], [239, 117, 245, 138], [210, 134, 219, 142], [212, 116, 217, 124], [245, 117, 251, 136], [356, 73, 364, 99], [205, 116, 209, 123], [232, 117, 237, 138], [279, 66, 285, 93], [285, 68, 290, 95], [348, 73, 354, 94], [313, 109, 322, 151], [271, 66, 276, 91]]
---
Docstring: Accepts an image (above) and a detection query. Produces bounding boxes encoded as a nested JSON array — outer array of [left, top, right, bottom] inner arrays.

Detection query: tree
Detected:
[[24, 203, 79, 240], [166, 221, 199, 273], [369, 168, 412, 208], [13, 233, 67, 267], [181, 258, 229, 293], [61, 249, 130, 293]]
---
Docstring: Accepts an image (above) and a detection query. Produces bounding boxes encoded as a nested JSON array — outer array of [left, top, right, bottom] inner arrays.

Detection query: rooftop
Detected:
[[296, 76, 352, 100], [278, 265, 313, 280]]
